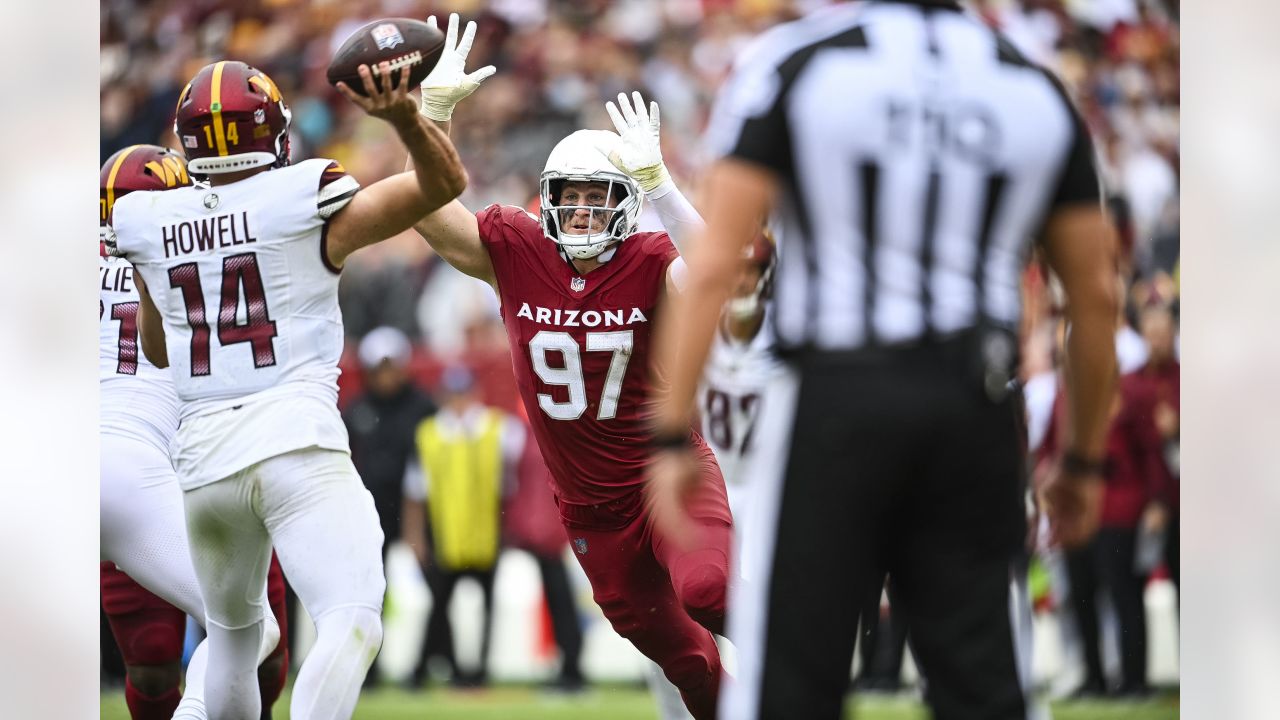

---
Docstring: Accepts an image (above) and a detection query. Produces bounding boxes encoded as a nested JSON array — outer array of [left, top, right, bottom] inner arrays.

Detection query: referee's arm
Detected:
[[1039, 203, 1119, 547], [1036, 95, 1121, 547]]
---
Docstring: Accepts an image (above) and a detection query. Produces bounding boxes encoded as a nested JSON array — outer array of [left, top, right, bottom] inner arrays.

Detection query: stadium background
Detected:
[[99, 0, 1180, 717]]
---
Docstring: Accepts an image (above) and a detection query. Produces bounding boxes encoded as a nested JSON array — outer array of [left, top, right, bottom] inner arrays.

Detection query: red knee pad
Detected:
[[101, 564, 185, 666], [672, 553, 729, 635]]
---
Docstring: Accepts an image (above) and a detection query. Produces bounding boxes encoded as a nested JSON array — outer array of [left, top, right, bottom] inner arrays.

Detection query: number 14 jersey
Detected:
[[478, 204, 678, 507], [111, 159, 360, 488]]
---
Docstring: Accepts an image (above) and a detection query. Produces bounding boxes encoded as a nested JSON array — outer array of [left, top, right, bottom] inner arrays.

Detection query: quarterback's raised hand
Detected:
[[420, 13, 497, 122], [336, 61, 418, 127], [602, 91, 670, 194]]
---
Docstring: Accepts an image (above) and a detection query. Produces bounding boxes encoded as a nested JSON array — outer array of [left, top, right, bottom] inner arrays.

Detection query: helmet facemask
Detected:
[[539, 171, 642, 260], [726, 268, 773, 320], [726, 231, 777, 320]]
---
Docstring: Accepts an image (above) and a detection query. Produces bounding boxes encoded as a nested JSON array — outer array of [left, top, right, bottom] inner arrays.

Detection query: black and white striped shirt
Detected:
[[705, 0, 1100, 353]]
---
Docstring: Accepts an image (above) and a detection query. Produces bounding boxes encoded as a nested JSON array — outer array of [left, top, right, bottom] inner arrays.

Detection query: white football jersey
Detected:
[[112, 158, 360, 488], [699, 311, 787, 494], [99, 253, 179, 454]]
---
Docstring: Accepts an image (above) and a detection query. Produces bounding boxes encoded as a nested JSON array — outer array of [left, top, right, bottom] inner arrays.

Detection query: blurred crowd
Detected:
[[102, 0, 1180, 695], [102, 0, 1179, 353]]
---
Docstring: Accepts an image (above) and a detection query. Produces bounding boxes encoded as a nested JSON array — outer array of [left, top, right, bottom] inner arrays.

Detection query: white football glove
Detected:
[[419, 13, 497, 122], [602, 91, 670, 195]]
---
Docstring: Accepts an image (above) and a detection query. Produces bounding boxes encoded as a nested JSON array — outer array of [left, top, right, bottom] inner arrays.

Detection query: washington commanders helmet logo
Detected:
[[570, 277, 586, 292]]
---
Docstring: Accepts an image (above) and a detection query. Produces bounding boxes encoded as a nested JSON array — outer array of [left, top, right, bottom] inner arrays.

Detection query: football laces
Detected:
[[385, 51, 423, 73]]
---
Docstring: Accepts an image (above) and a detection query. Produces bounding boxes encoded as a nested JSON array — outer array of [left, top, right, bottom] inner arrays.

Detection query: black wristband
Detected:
[[1062, 450, 1105, 477], [651, 428, 692, 450]]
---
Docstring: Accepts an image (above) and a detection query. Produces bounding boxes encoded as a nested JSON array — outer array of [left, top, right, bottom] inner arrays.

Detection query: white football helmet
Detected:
[[539, 129, 643, 260]]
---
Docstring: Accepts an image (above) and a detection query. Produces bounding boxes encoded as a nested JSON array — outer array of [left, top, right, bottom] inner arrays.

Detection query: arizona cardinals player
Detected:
[[407, 17, 728, 720], [99, 144, 290, 720], [107, 59, 465, 719]]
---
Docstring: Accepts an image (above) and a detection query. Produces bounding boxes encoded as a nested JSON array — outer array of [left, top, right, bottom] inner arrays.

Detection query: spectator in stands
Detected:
[[1041, 320, 1173, 696], [343, 326, 437, 687], [1134, 304, 1180, 594], [402, 365, 524, 688], [345, 327, 438, 556]]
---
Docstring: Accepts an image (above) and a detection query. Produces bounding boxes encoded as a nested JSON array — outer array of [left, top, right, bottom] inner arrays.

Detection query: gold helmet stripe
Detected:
[[104, 145, 141, 222], [210, 61, 230, 157]]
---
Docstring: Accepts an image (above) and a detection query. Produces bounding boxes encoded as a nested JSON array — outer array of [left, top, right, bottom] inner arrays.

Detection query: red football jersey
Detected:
[[478, 204, 678, 506]]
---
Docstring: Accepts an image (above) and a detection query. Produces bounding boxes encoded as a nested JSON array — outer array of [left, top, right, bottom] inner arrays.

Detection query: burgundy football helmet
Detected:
[[174, 60, 292, 175], [727, 228, 777, 320], [100, 144, 192, 243]]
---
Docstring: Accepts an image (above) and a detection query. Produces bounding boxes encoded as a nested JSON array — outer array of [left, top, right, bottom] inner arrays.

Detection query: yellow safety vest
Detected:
[[415, 409, 503, 570]]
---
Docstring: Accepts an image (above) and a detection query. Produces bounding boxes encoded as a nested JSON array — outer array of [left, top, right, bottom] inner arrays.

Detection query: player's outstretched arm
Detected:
[[412, 200, 495, 286], [134, 273, 169, 369], [326, 63, 468, 267]]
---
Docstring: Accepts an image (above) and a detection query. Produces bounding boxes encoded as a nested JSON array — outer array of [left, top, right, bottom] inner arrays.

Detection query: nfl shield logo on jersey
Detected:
[[573, 537, 589, 555], [570, 277, 586, 292], [371, 23, 404, 50]]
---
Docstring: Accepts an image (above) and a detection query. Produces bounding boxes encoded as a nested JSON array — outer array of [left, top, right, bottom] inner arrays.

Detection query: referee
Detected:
[[648, 1, 1118, 719]]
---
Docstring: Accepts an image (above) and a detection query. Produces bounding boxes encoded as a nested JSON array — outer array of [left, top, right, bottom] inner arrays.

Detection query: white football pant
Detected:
[[184, 447, 385, 720]]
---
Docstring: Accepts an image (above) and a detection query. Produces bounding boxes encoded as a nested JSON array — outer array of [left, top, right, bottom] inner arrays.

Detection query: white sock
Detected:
[[204, 619, 264, 720], [290, 606, 382, 720], [172, 638, 208, 720]]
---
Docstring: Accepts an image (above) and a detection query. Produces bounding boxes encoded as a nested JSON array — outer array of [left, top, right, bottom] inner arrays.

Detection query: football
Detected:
[[326, 18, 446, 96]]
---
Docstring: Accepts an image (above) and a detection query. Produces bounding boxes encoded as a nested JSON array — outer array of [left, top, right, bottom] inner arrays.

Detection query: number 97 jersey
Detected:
[[698, 312, 786, 513], [477, 204, 681, 508]]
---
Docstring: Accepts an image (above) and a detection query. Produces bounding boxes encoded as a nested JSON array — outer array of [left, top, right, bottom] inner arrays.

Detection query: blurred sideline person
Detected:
[[503, 405, 587, 692], [408, 15, 729, 719], [109, 58, 466, 719], [1040, 302, 1176, 697], [99, 144, 288, 719], [1133, 304, 1179, 596], [402, 365, 524, 688], [343, 325, 437, 688], [649, 2, 1118, 719]]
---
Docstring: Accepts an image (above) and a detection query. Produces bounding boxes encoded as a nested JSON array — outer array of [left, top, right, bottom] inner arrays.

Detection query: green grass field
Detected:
[[101, 685, 1180, 719]]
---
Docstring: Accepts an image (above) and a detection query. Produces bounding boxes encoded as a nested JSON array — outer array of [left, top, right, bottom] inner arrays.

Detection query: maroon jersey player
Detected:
[[411, 84, 729, 720]]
